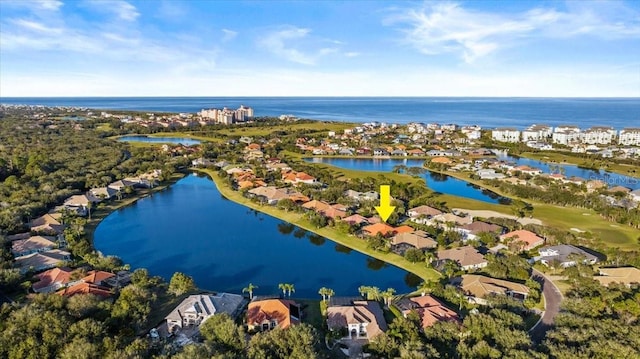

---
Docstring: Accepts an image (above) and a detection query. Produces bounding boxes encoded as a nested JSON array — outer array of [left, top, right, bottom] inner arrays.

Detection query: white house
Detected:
[[165, 293, 244, 333], [582, 126, 616, 145], [552, 126, 582, 146], [492, 128, 520, 143], [619, 128, 640, 146], [522, 124, 552, 141]]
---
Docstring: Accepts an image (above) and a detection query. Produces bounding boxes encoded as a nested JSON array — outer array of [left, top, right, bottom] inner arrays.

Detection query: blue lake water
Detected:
[[498, 154, 640, 190], [306, 158, 507, 204], [3, 97, 639, 129], [117, 135, 201, 146], [94, 174, 414, 297]]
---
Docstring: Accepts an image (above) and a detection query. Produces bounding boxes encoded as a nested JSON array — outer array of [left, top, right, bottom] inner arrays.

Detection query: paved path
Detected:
[[529, 269, 563, 343], [452, 208, 542, 225]]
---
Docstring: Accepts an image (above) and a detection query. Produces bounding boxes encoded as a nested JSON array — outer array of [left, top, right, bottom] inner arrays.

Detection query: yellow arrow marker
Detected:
[[374, 185, 396, 223]]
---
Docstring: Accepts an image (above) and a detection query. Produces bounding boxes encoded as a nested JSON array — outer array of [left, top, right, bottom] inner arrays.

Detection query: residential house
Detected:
[[492, 128, 520, 143], [431, 213, 473, 227], [619, 128, 640, 146], [407, 148, 425, 156], [396, 295, 459, 328], [594, 267, 640, 287], [166, 293, 245, 333], [57, 282, 113, 298], [247, 299, 301, 331], [345, 190, 379, 202], [391, 231, 437, 254], [32, 267, 74, 293], [373, 148, 389, 156], [583, 126, 616, 145], [509, 165, 542, 176], [108, 179, 137, 192], [536, 245, 599, 268], [341, 214, 370, 226], [11, 235, 58, 257], [476, 169, 506, 180], [282, 171, 319, 186], [552, 126, 582, 146], [407, 205, 443, 224], [63, 194, 93, 215], [30, 213, 65, 235], [522, 124, 552, 141], [89, 186, 118, 200], [362, 223, 396, 237], [453, 274, 530, 305], [436, 246, 487, 271], [458, 221, 503, 241], [14, 249, 71, 274], [500, 230, 545, 251], [302, 200, 331, 213], [326, 298, 387, 340], [191, 157, 215, 167]]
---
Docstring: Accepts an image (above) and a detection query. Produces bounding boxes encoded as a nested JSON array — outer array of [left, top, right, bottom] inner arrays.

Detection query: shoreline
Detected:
[[193, 168, 441, 283]]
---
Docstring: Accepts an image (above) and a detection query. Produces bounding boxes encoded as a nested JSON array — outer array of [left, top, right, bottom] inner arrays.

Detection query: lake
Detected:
[[117, 135, 201, 146], [306, 157, 508, 204], [94, 174, 415, 297]]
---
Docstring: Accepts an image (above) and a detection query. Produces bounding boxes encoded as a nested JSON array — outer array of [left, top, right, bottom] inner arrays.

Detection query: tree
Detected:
[[278, 283, 288, 297], [404, 248, 425, 263], [417, 279, 436, 297], [199, 313, 245, 353], [382, 288, 396, 306], [318, 287, 335, 302], [247, 324, 319, 359], [243, 283, 258, 299], [168, 272, 196, 296], [286, 284, 295, 297]]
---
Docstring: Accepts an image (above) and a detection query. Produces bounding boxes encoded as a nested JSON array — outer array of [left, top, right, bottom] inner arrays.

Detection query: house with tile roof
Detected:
[[11, 235, 58, 257], [437, 246, 487, 271], [594, 267, 640, 287], [500, 230, 545, 251], [57, 282, 113, 298], [341, 214, 370, 226], [32, 267, 74, 293], [82, 270, 116, 286], [326, 298, 387, 340], [29, 213, 65, 235], [362, 223, 396, 237], [166, 293, 245, 333], [14, 249, 71, 274], [247, 299, 301, 332], [391, 231, 438, 252], [396, 295, 460, 328], [407, 205, 443, 222], [453, 274, 530, 305]]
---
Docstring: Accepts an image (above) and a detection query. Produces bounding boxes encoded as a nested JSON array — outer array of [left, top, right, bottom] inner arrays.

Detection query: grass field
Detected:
[[212, 122, 354, 137], [197, 168, 441, 283]]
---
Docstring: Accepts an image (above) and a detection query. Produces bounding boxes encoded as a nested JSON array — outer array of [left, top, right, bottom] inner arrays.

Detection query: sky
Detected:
[[0, 0, 639, 97]]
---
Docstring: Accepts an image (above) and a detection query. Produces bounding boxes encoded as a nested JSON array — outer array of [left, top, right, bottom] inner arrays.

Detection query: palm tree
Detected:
[[278, 283, 287, 297], [286, 284, 295, 298], [392, 164, 408, 174], [358, 285, 369, 299], [382, 288, 396, 306], [326, 288, 335, 302], [417, 280, 435, 297], [243, 283, 258, 300]]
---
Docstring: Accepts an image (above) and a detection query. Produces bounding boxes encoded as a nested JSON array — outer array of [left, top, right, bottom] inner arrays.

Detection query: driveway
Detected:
[[529, 269, 563, 343]]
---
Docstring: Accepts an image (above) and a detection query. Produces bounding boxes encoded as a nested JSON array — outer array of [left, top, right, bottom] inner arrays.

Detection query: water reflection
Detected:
[[277, 222, 295, 235], [367, 258, 387, 271], [293, 228, 307, 239], [335, 244, 353, 254], [404, 272, 422, 288], [308, 234, 326, 246]]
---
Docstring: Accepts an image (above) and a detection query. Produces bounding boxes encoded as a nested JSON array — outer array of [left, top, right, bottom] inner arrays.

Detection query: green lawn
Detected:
[[213, 122, 354, 137], [196, 168, 441, 284]]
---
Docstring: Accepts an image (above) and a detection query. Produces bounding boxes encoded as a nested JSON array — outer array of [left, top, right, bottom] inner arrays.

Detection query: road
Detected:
[[529, 269, 563, 343]]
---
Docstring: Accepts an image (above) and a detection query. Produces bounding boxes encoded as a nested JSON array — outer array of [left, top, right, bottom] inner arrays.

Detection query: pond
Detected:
[[94, 174, 415, 297], [306, 158, 508, 204], [117, 135, 201, 146]]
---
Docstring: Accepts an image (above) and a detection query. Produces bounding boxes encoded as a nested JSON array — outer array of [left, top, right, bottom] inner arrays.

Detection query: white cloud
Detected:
[[258, 26, 343, 65], [221, 28, 237, 42], [83, 0, 139, 21], [1, 0, 63, 11], [345, 52, 360, 58], [387, 1, 640, 63]]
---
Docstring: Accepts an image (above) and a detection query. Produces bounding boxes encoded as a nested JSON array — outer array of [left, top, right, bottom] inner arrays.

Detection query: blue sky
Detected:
[[1, 0, 638, 97]]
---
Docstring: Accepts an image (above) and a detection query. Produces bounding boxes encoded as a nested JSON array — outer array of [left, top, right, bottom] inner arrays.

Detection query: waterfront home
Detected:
[[500, 230, 545, 251], [89, 186, 118, 201], [522, 124, 553, 141], [282, 171, 320, 186], [246, 298, 301, 332], [619, 128, 640, 146], [509, 165, 542, 176], [453, 274, 530, 305], [30, 213, 65, 235], [594, 267, 640, 287], [492, 128, 520, 143], [63, 194, 93, 215], [436, 246, 487, 271], [191, 157, 215, 167], [302, 200, 331, 212], [396, 295, 459, 329], [552, 126, 582, 146], [11, 235, 57, 257], [247, 186, 309, 205], [536, 245, 599, 268], [373, 148, 389, 156], [431, 213, 473, 227], [607, 185, 631, 194], [407, 148, 425, 156], [166, 293, 245, 333], [391, 231, 437, 253], [362, 223, 396, 237], [458, 221, 503, 241], [342, 214, 370, 226], [476, 169, 506, 180], [108, 179, 137, 192], [57, 282, 113, 298], [32, 267, 74, 293], [583, 126, 616, 145], [326, 298, 387, 340], [14, 249, 71, 274]]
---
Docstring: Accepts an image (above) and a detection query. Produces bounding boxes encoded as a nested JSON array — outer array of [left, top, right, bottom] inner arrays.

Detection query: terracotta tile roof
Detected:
[[11, 235, 57, 256], [320, 207, 347, 219], [362, 223, 395, 237], [57, 282, 112, 298], [342, 214, 370, 225], [500, 230, 544, 250], [397, 295, 460, 328], [302, 200, 331, 212], [394, 225, 414, 234], [82, 270, 115, 285], [247, 299, 300, 329], [32, 267, 73, 292]]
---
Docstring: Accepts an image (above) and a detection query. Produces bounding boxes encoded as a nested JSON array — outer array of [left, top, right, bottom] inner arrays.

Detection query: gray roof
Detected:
[[538, 245, 599, 264], [165, 293, 244, 324]]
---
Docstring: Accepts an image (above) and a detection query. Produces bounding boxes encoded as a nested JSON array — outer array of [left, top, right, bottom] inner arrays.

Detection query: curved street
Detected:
[[529, 268, 563, 343]]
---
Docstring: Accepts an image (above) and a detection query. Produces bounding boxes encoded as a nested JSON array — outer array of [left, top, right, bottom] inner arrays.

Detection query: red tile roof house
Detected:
[[247, 299, 301, 332], [396, 295, 460, 329], [57, 271, 116, 298], [341, 214, 370, 226], [500, 230, 545, 252], [32, 267, 74, 293], [362, 223, 396, 237]]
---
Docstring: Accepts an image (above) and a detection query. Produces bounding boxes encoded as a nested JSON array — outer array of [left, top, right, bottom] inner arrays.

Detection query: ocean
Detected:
[[1, 97, 639, 129]]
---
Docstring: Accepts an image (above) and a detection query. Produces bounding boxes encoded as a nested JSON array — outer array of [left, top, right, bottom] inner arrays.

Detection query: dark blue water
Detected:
[[307, 158, 506, 204], [94, 174, 414, 297], [117, 135, 201, 146], [499, 154, 639, 190], [2, 97, 638, 129]]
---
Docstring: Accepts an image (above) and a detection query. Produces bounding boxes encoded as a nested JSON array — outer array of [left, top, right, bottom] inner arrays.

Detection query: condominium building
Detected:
[[583, 126, 617, 145], [198, 105, 253, 125], [492, 128, 520, 143], [619, 128, 640, 146], [522, 124, 552, 141], [552, 125, 581, 146]]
